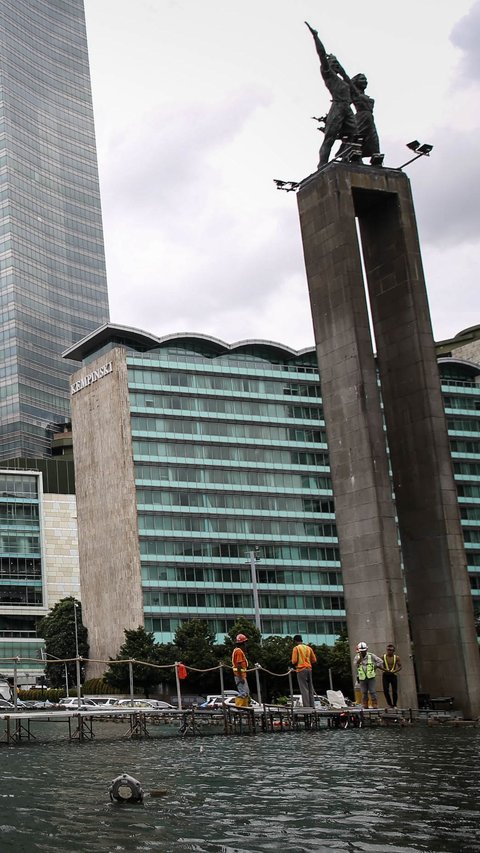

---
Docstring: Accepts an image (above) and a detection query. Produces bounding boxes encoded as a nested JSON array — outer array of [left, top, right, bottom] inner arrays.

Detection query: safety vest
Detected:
[[232, 647, 248, 674], [292, 643, 316, 670], [383, 654, 397, 673], [357, 653, 376, 680]]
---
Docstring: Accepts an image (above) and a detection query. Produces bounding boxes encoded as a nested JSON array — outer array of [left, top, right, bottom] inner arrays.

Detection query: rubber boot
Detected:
[[371, 699, 378, 709], [362, 700, 369, 710]]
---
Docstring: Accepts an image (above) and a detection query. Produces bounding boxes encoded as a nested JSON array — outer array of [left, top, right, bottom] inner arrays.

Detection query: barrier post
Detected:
[[255, 663, 262, 706], [288, 668, 294, 711], [219, 662, 225, 702], [129, 661, 134, 703], [75, 655, 82, 709], [13, 657, 18, 710], [175, 662, 183, 710]]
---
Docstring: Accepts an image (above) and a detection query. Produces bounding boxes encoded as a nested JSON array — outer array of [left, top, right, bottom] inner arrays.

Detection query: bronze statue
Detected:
[[305, 22, 380, 166]]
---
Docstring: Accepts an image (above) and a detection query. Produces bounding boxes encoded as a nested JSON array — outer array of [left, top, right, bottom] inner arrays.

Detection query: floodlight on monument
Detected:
[[370, 153, 385, 167], [398, 140, 434, 170], [274, 179, 300, 193]]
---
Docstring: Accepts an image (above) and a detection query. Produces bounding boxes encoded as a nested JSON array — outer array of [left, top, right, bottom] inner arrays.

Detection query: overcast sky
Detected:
[[83, 0, 480, 350]]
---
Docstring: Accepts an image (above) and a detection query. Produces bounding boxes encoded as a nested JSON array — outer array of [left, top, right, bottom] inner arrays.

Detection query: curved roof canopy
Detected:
[[62, 323, 316, 364]]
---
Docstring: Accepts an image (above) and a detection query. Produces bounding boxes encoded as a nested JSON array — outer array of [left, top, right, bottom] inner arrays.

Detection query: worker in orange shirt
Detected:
[[232, 633, 250, 707], [291, 634, 317, 708]]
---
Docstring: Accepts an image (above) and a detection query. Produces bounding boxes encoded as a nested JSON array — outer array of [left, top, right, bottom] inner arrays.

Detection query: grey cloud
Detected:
[[450, 1, 480, 80], [119, 203, 302, 315], [100, 85, 271, 222], [407, 129, 480, 248]]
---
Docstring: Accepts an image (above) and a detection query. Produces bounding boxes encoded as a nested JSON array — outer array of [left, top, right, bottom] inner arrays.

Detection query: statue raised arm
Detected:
[[305, 22, 356, 167]]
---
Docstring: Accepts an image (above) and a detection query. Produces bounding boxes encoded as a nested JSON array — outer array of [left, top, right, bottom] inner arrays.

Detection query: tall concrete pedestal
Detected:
[[297, 163, 480, 718]]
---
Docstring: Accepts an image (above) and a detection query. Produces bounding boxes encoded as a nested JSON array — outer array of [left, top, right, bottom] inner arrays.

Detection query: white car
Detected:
[[223, 696, 261, 709], [291, 694, 326, 710], [58, 697, 99, 711], [200, 695, 261, 710], [115, 699, 174, 710]]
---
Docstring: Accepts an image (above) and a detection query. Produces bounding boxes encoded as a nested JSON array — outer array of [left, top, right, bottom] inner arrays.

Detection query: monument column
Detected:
[[297, 163, 418, 708], [297, 162, 480, 717]]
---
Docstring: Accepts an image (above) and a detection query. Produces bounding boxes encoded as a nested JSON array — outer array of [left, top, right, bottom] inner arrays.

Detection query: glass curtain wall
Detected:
[[441, 361, 480, 631], [0, 0, 109, 458], [128, 342, 344, 645]]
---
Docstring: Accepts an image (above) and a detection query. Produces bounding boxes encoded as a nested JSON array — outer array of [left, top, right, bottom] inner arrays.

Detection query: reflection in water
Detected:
[[0, 725, 479, 852]]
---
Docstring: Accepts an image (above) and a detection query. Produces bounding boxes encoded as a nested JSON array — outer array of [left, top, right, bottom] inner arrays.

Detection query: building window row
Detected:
[[143, 589, 344, 611], [140, 563, 341, 586], [132, 417, 324, 444], [130, 391, 323, 423], [137, 512, 337, 540], [140, 538, 340, 563], [133, 440, 328, 468], [136, 488, 335, 516], [128, 367, 322, 399], [0, 584, 42, 606], [0, 557, 41, 580], [135, 464, 332, 493]]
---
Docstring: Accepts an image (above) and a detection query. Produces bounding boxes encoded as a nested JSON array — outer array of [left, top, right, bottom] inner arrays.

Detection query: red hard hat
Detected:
[[236, 633, 248, 643]]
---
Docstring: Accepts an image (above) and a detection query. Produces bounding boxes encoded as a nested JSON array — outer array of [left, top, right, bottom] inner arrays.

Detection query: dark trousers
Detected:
[[382, 672, 398, 707]]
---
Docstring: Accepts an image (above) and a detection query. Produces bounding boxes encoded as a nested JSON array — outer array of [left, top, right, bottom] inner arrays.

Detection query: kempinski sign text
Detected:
[[71, 361, 113, 395]]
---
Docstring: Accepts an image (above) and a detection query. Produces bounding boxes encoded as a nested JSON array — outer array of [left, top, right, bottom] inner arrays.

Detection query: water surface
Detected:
[[1, 724, 479, 852]]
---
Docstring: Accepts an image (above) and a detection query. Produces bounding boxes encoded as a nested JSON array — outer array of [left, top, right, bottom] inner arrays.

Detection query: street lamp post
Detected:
[[73, 601, 81, 709], [43, 651, 69, 697], [249, 548, 262, 633]]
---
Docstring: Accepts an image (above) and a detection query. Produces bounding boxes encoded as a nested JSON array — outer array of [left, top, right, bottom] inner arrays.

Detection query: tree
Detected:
[[283, 633, 353, 699], [173, 619, 220, 693], [38, 596, 89, 688], [103, 626, 166, 697], [38, 595, 89, 687], [258, 635, 294, 701], [321, 632, 353, 698]]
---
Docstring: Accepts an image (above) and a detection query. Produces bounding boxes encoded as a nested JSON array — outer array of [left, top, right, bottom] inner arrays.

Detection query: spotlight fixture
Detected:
[[417, 143, 433, 155], [398, 140, 434, 170], [274, 179, 300, 192], [370, 153, 385, 167]]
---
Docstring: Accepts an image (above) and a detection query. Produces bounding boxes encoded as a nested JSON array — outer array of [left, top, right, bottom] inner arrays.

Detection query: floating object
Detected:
[[149, 788, 169, 797], [109, 773, 144, 803]]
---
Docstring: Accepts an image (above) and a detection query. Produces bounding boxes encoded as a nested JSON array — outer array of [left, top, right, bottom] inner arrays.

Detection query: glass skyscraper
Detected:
[[0, 0, 109, 459]]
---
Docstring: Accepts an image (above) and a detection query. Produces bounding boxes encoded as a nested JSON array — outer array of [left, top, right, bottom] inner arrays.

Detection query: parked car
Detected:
[[223, 696, 261, 709], [290, 694, 326, 710], [0, 698, 28, 710], [58, 697, 100, 711], [0, 699, 15, 710], [88, 697, 120, 708], [199, 694, 261, 710], [115, 699, 175, 710], [198, 691, 239, 709]]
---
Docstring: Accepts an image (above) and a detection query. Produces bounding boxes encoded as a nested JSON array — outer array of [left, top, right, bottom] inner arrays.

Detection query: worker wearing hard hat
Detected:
[[232, 633, 250, 707], [354, 642, 383, 709], [291, 634, 317, 708]]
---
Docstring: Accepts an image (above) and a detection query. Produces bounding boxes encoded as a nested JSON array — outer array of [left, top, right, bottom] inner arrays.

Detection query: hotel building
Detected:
[[65, 324, 480, 671]]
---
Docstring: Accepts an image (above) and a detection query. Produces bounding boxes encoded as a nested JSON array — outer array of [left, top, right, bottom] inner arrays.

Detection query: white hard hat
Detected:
[[357, 641, 368, 651]]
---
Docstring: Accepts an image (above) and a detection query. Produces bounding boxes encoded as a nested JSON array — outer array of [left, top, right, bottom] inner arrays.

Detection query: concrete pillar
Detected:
[[297, 163, 480, 717]]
